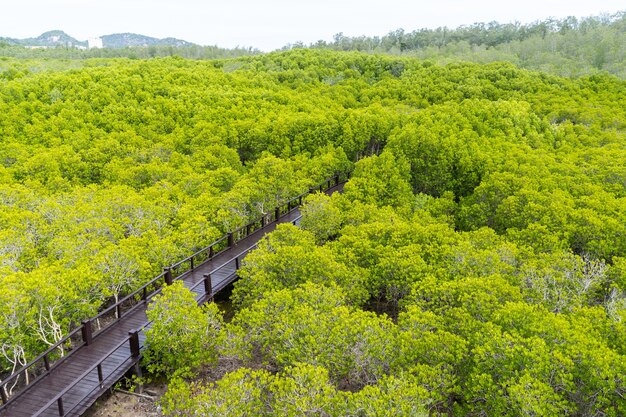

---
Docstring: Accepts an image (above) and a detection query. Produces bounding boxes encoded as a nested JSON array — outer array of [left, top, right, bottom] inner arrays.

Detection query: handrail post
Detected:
[[97, 363, 104, 387], [203, 273, 212, 297], [246, 223, 252, 236], [129, 330, 141, 359], [335, 175, 340, 186], [275, 207, 280, 221], [209, 245, 215, 258], [227, 232, 234, 248], [235, 257, 240, 270], [163, 267, 173, 285], [190, 256, 195, 271], [57, 397, 64, 416], [261, 215, 266, 228], [81, 319, 93, 346], [128, 329, 144, 393]]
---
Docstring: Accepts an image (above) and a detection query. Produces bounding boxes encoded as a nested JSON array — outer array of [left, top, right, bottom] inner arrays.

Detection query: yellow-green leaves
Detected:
[[232, 225, 368, 308], [343, 150, 413, 210], [300, 193, 343, 243], [144, 281, 224, 378], [231, 283, 396, 389], [160, 364, 429, 417]]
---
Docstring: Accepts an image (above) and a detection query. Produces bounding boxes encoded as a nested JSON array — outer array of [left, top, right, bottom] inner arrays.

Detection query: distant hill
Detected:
[[0, 30, 195, 49], [101, 33, 194, 48], [0, 30, 87, 48]]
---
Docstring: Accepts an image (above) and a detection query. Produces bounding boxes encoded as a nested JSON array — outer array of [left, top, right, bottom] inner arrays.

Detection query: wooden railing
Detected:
[[31, 329, 144, 417], [0, 172, 348, 410]]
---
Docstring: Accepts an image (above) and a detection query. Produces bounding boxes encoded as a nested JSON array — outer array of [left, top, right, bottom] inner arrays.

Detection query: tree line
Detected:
[[295, 12, 626, 79], [2, 12, 626, 79]]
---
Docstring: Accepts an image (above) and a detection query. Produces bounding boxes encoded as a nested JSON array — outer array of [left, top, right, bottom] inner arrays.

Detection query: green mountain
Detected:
[[101, 33, 194, 48], [0, 30, 87, 48], [0, 30, 194, 49]]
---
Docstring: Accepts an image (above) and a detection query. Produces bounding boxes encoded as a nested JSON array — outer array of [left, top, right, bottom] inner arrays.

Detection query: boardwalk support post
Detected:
[[82, 319, 93, 346], [227, 232, 234, 248], [163, 267, 173, 286], [203, 273, 212, 298]]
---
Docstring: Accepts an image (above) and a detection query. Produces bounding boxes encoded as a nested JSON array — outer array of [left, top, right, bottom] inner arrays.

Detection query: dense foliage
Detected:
[[1, 48, 626, 415], [0, 52, 363, 387], [141, 50, 626, 416]]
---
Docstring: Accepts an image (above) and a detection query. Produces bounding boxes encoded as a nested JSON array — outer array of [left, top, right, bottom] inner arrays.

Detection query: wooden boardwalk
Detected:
[[0, 179, 345, 417]]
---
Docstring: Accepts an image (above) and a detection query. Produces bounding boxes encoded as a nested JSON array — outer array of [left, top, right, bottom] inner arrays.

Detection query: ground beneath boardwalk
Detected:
[[85, 384, 166, 417]]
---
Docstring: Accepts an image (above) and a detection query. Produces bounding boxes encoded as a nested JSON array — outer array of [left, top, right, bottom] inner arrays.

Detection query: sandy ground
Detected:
[[84, 384, 166, 417]]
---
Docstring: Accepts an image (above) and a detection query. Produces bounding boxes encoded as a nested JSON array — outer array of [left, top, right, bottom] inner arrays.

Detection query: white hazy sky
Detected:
[[2, 1, 624, 51]]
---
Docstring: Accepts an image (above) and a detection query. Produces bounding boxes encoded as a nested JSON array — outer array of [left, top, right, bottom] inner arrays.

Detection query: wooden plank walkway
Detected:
[[0, 181, 344, 417]]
